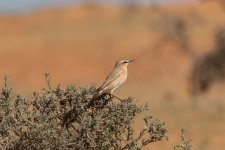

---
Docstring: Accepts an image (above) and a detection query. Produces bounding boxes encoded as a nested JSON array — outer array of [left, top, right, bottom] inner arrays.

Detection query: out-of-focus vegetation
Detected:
[[190, 28, 225, 95], [174, 129, 193, 150]]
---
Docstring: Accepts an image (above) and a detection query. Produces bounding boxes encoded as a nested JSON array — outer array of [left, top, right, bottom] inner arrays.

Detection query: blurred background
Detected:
[[0, 0, 225, 149]]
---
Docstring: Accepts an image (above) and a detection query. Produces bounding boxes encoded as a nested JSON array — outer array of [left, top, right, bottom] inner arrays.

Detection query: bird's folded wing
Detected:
[[98, 68, 123, 91]]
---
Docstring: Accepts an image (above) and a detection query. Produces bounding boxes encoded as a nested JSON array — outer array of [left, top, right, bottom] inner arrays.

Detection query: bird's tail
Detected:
[[87, 90, 106, 107]]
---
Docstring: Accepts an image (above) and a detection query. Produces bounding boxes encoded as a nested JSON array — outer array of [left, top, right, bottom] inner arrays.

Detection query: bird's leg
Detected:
[[108, 94, 113, 99], [110, 94, 123, 101]]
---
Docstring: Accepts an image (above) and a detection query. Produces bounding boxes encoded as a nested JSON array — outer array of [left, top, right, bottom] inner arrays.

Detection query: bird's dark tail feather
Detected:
[[87, 92, 107, 108]]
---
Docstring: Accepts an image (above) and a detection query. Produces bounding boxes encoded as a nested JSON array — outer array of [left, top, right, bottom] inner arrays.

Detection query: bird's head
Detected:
[[115, 59, 134, 68]]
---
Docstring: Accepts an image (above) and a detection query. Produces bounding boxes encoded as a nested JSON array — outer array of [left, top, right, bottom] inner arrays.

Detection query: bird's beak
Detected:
[[129, 60, 134, 63]]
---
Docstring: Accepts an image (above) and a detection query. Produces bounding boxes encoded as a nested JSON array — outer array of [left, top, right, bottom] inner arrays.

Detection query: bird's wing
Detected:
[[97, 67, 123, 92]]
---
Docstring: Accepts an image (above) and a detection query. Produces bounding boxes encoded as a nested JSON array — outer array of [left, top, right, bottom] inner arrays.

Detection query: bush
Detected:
[[190, 28, 225, 95], [0, 75, 168, 150], [174, 129, 193, 150]]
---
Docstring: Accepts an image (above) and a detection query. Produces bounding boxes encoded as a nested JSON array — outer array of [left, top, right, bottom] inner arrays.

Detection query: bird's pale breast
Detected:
[[109, 67, 127, 93], [98, 65, 128, 95]]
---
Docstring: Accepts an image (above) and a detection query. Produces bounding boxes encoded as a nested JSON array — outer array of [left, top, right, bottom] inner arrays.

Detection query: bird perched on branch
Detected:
[[93, 59, 134, 100]]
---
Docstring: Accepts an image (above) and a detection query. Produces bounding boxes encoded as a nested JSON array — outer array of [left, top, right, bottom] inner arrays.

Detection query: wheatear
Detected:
[[95, 59, 134, 98]]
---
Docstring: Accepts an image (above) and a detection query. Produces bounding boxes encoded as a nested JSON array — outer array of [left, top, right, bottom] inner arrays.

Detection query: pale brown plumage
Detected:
[[96, 59, 134, 97]]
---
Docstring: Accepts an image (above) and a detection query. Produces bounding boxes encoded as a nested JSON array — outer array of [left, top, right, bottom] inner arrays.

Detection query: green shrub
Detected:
[[0, 75, 168, 150]]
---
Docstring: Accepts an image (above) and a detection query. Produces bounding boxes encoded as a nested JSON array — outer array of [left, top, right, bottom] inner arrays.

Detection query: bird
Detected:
[[94, 58, 134, 99]]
